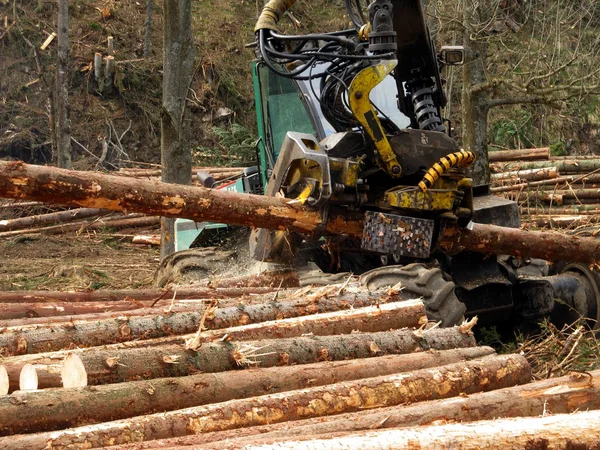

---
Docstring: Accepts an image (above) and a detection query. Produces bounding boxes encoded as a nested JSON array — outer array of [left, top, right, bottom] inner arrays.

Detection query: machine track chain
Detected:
[[360, 263, 466, 327]]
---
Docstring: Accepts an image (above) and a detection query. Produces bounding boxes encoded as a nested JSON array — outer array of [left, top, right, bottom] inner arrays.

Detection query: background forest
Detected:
[[0, 0, 598, 169]]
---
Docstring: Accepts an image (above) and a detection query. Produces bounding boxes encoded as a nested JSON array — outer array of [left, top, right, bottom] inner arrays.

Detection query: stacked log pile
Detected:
[[490, 148, 600, 229], [1, 273, 600, 449]]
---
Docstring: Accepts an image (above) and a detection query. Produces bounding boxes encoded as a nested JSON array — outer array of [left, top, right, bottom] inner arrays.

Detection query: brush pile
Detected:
[[490, 147, 600, 230], [0, 271, 600, 449]]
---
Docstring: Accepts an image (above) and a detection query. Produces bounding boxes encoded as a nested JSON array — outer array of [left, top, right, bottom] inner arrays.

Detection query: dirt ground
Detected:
[[0, 227, 159, 292]]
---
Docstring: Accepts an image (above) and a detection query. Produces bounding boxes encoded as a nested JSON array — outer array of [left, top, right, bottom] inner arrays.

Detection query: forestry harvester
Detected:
[[164, 0, 600, 329]]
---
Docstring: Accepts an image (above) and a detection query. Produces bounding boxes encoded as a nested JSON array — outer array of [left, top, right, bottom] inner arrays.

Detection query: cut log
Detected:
[[440, 222, 600, 264], [0, 354, 529, 449], [491, 167, 559, 181], [18, 364, 37, 391], [0, 286, 277, 304], [0, 347, 495, 435], [79, 368, 600, 449], [490, 175, 576, 193], [0, 215, 160, 238], [2, 161, 600, 265], [0, 366, 8, 395], [0, 301, 150, 321], [489, 147, 549, 162], [0, 208, 107, 232], [492, 159, 600, 173], [211, 410, 600, 450], [0, 295, 425, 355], [60, 354, 87, 388], [1, 327, 476, 391], [132, 234, 160, 245]]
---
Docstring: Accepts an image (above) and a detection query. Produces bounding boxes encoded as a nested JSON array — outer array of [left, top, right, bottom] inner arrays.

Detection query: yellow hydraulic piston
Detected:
[[348, 60, 403, 178]]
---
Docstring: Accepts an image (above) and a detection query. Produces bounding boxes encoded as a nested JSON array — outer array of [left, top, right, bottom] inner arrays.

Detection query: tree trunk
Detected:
[[3, 161, 600, 264], [0, 355, 528, 449], [0, 347, 494, 435], [0, 297, 426, 355], [140, 368, 600, 449], [161, 0, 196, 259], [0, 301, 150, 321], [0, 208, 106, 232], [488, 147, 550, 162], [0, 286, 276, 304], [55, 0, 71, 168], [143, 0, 153, 58], [491, 175, 574, 193], [1, 327, 476, 391], [491, 167, 560, 182], [491, 159, 600, 173], [222, 411, 600, 450], [461, 21, 489, 187]]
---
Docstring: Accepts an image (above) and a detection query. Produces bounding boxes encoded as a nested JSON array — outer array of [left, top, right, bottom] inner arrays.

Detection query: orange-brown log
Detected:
[[0, 300, 150, 321], [0, 354, 529, 449], [0, 296, 425, 355], [2, 161, 600, 264], [0, 347, 494, 435], [0, 208, 107, 232], [488, 147, 549, 162], [1, 327, 476, 391]]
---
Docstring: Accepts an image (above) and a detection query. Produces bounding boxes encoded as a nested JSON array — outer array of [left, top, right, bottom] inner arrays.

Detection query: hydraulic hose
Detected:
[[418, 151, 476, 192], [255, 0, 298, 32]]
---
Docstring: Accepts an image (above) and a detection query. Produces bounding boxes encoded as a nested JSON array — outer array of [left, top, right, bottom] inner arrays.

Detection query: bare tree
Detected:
[[160, 0, 196, 259], [55, 0, 71, 168], [432, 0, 600, 185]]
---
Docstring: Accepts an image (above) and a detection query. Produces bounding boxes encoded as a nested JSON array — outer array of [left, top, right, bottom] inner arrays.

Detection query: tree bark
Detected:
[[0, 208, 106, 232], [0, 347, 494, 435], [491, 175, 575, 193], [3, 161, 600, 264], [491, 167, 559, 182], [55, 0, 71, 168], [0, 301, 150, 321], [0, 297, 426, 356], [491, 159, 600, 173], [161, 0, 196, 259], [210, 410, 600, 450], [488, 147, 550, 162], [136, 368, 600, 449], [0, 354, 528, 449], [0, 286, 276, 304], [0, 327, 476, 391]]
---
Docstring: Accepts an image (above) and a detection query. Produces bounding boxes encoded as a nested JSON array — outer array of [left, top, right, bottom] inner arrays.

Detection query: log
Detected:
[[0, 296, 426, 356], [211, 411, 600, 450], [440, 222, 600, 264], [0, 300, 149, 321], [0, 286, 277, 304], [205, 270, 299, 289], [0, 215, 160, 238], [0, 354, 528, 449], [0, 347, 494, 435], [491, 167, 559, 181], [126, 368, 600, 449], [1, 327, 476, 391], [490, 175, 576, 193], [2, 161, 600, 265], [0, 366, 7, 395], [491, 159, 600, 173], [488, 147, 549, 162], [0, 207, 107, 232], [131, 234, 160, 245]]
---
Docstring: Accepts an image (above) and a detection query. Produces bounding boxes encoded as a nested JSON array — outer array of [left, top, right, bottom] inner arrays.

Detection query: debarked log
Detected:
[[0, 347, 495, 435], [0, 354, 530, 449], [1, 327, 476, 391], [2, 161, 600, 264]]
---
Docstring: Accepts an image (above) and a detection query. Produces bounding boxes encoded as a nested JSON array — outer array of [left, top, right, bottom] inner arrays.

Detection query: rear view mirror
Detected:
[[439, 46, 465, 66]]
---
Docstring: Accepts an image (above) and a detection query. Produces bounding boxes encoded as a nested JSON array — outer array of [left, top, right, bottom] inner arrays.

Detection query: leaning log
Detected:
[[2, 161, 600, 264], [0, 354, 529, 449], [217, 411, 600, 450], [0, 297, 426, 355], [1, 327, 476, 391], [0, 347, 494, 435]]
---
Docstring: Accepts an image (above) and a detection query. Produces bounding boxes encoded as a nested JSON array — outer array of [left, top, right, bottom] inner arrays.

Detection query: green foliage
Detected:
[[550, 141, 568, 157], [193, 124, 258, 166], [87, 21, 102, 31], [489, 110, 534, 150]]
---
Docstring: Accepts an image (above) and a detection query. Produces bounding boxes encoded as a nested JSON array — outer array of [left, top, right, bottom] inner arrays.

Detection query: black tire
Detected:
[[360, 263, 466, 327], [153, 247, 236, 288]]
